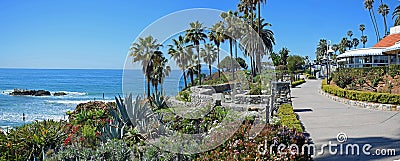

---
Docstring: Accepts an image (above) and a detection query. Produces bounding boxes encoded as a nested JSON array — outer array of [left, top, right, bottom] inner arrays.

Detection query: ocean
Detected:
[[0, 68, 184, 128]]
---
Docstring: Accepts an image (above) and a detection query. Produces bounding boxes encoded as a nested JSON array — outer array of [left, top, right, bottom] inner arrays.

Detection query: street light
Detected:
[[326, 41, 334, 84]]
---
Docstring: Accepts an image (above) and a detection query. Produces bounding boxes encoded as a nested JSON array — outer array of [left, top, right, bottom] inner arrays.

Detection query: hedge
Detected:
[[321, 80, 400, 105], [291, 78, 306, 88], [278, 104, 303, 132]]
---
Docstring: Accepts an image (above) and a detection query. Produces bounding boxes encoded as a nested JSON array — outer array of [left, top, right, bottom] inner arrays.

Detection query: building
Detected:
[[337, 26, 400, 68]]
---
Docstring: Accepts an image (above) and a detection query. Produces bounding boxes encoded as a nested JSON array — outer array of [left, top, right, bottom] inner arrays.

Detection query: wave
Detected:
[[55, 91, 88, 96]]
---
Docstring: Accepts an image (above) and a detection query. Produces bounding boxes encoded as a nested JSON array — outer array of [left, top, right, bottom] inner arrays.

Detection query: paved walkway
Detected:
[[291, 79, 400, 161]]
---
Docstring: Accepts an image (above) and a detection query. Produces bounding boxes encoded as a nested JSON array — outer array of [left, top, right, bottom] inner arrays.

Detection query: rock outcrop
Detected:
[[53, 92, 67, 96], [10, 89, 51, 96]]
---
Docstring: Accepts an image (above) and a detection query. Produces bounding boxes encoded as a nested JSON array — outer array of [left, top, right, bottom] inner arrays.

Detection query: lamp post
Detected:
[[326, 40, 334, 84]]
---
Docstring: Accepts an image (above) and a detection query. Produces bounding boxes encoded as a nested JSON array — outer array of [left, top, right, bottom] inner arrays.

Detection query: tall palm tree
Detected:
[[393, 4, 400, 26], [316, 39, 327, 61], [200, 44, 218, 77], [254, 18, 275, 74], [221, 11, 241, 80], [378, 3, 390, 36], [168, 35, 194, 89], [361, 35, 368, 48], [256, 0, 267, 74], [185, 21, 207, 86], [130, 36, 162, 98], [352, 38, 360, 49], [150, 51, 171, 94], [347, 30, 353, 39], [359, 24, 366, 36], [364, 0, 380, 42], [209, 21, 226, 78]]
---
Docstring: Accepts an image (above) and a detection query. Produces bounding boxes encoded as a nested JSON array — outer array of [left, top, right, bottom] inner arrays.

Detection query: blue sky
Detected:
[[0, 0, 398, 69]]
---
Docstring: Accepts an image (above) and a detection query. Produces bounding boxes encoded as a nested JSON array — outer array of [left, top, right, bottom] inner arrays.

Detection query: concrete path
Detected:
[[291, 79, 400, 161]]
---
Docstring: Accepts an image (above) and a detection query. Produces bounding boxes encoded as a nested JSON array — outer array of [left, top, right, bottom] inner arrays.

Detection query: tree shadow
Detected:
[[312, 137, 400, 161], [294, 109, 313, 113]]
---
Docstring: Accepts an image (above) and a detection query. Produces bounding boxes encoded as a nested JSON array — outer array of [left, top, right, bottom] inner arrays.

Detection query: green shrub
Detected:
[[178, 90, 191, 102], [277, 104, 303, 132], [322, 82, 400, 105], [249, 84, 261, 95], [291, 78, 305, 88]]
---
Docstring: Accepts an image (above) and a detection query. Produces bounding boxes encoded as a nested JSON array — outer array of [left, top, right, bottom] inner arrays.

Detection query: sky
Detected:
[[0, 0, 399, 69]]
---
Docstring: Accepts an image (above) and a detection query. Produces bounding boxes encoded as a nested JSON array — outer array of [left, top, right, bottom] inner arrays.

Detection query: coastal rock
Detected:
[[54, 92, 67, 96], [10, 89, 51, 96]]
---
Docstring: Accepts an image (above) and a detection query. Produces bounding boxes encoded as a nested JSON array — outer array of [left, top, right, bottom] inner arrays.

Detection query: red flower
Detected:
[[64, 136, 72, 146]]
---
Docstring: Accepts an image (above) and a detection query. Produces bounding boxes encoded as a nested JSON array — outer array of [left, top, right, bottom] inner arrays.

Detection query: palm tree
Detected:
[[359, 24, 366, 36], [254, 18, 275, 74], [339, 38, 348, 54], [185, 21, 207, 86], [279, 47, 290, 65], [393, 4, 400, 26], [332, 44, 340, 54], [378, 3, 390, 36], [316, 39, 327, 61], [352, 38, 360, 49], [209, 21, 226, 78], [364, 0, 380, 42], [361, 35, 368, 48], [150, 51, 171, 94], [130, 36, 162, 98], [256, 0, 267, 74], [168, 35, 194, 89], [221, 11, 241, 80], [200, 44, 218, 77], [347, 30, 353, 39]]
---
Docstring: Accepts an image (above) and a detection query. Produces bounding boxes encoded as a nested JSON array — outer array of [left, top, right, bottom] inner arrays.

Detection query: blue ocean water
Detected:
[[0, 69, 183, 128]]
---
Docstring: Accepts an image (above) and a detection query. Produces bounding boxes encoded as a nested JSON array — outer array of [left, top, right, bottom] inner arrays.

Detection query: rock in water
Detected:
[[54, 92, 67, 96], [10, 89, 51, 96]]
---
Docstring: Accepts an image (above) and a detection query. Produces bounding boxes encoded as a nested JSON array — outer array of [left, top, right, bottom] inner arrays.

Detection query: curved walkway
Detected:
[[291, 79, 400, 161]]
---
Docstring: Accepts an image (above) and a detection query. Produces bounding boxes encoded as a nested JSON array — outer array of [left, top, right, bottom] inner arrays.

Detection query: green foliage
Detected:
[[235, 57, 248, 69], [48, 139, 132, 161], [389, 64, 400, 78], [291, 78, 306, 88], [202, 75, 228, 85], [178, 90, 191, 102], [278, 104, 303, 132], [165, 106, 227, 134], [0, 120, 67, 161], [322, 81, 400, 105], [249, 83, 262, 95], [196, 121, 310, 160], [287, 55, 305, 73]]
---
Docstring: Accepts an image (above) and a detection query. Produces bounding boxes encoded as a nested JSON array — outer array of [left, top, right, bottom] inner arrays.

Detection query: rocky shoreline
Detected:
[[9, 89, 67, 96]]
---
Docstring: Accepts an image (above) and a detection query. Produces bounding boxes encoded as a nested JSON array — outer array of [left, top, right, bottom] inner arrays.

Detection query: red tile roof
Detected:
[[373, 33, 400, 48]]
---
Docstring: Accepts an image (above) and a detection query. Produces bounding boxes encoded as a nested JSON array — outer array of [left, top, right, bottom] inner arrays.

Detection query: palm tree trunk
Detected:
[[229, 38, 235, 80], [257, 1, 261, 75], [209, 64, 212, 78], [383, 16, 388, 36], [196, 45, 201, 85], [147, 78, 150, 98], [183, 69, 188, 88], [217, 45, 221, 77], [371, 9, 381, 42]]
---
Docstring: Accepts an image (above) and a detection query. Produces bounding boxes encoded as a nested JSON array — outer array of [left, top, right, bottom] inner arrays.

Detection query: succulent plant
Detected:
[[149, 91, 169, 111]]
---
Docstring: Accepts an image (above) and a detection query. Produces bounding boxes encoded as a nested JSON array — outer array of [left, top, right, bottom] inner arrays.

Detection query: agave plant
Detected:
[[149, 91, 169, 111], [100, 93, 154, 141]]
